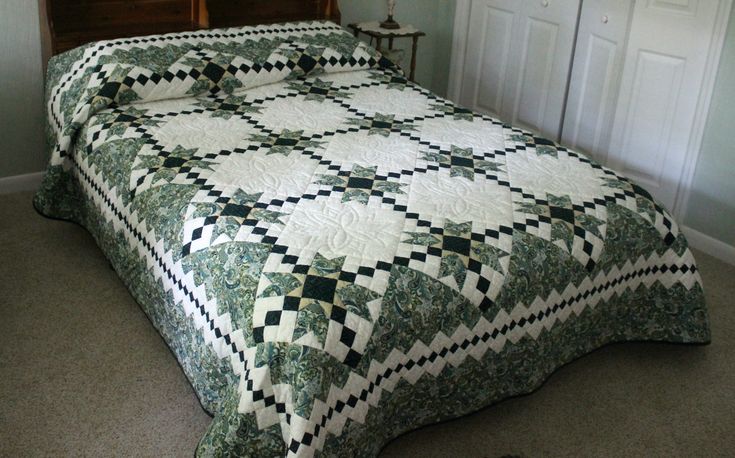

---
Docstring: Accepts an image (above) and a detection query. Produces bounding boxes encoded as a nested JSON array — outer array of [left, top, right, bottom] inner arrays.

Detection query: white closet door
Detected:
[[606, 0, 720, 209], [458, 0, 580, 140], [561, 0, 634, 163], [506, 0, 581, 139], [458, 0, 521, 120]]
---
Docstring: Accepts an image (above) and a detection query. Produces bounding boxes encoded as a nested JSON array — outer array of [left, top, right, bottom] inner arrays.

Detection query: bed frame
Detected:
[[40, 0, 341, 58]]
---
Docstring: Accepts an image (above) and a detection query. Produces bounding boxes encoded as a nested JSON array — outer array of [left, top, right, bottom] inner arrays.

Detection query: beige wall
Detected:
[[0, 0, 46, 178]]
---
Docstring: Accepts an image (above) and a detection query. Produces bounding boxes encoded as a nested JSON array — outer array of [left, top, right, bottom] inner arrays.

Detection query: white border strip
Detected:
[[682, 225, 735, 266], [0, 171, 44, 195]]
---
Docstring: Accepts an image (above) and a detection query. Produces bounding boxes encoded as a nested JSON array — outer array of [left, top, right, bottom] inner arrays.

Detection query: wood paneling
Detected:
[[44, 0, 342, 56], [46, 0, 199, 54], [206, 0, 341, 28]]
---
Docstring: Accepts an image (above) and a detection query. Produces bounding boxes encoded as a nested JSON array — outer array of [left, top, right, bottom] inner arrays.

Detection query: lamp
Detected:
[[380, 0, 400, 29]]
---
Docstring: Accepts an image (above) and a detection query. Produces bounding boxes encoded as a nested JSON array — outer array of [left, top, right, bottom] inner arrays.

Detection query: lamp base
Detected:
[[380, 15, 400, 29]]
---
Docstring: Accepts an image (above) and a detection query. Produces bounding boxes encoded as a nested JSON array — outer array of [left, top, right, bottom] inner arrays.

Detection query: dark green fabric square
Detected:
[[221, 203, 251, 218], [302, 275, 337, 303], [347, 177, 373, 190], [163, 156, 187, 168], [550, 206, 574, 223], [115, 113, 136, 123], [297, 54, 317, 73], [442, 236, 471, 255], [451, 156, 473, 168], [274, 137, 299, 146], [202, 63, 225, 82]]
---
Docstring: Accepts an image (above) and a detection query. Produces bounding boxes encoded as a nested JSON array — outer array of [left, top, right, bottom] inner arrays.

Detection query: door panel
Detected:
[[459, 0, 520, 118], [513, 17, 559, 133], [473, 7, 515, 115], [617, 51, 685, 187], [506, 0, 581, 139], [459, 0, 580, 140], [561, 0, 634, 163], [607, 0, 719, 208]]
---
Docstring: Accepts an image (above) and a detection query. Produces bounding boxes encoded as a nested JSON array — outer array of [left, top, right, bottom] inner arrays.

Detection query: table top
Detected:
[[348, 21, 426, 38]]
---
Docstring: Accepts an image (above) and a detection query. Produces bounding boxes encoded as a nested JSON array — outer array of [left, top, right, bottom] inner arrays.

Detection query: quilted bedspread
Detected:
[[35, 21, 710, 457]]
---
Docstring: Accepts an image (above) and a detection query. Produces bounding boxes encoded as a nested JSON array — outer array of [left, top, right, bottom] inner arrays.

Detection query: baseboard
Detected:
[[681, 225, 735, 266], [0, 171, 44, 195]]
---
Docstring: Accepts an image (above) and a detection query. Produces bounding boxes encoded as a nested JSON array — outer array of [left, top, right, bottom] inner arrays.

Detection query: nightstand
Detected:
[[348, 22, 426, 82]]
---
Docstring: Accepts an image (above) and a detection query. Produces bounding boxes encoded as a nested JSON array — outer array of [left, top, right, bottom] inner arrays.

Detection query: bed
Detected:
[[35, 1, 710, 456]]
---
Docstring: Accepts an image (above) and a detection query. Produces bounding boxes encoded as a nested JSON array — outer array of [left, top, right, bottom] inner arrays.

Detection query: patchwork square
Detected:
[[182, 187, 287, 255], [312, 164, 408, 208], [396, 218, 511, 311], [303, 275, 338, 302], [511, 191, 607, 270], [252, 252, 384, 367]]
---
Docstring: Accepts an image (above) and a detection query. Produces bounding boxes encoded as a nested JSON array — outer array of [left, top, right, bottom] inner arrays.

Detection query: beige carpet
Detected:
[[1, 190, 733, 457]]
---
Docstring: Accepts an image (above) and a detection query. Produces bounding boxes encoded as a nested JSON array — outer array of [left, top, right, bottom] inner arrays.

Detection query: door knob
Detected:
[[541, 0, 549, 7], [601, 15, 609, 23]]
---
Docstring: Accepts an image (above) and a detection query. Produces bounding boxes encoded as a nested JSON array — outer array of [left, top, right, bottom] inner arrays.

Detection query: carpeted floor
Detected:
[[1, 190, 733, 457]]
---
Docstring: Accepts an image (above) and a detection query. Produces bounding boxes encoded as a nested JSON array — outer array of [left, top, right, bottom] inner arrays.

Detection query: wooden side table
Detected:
[[348, 21, 426, 82]]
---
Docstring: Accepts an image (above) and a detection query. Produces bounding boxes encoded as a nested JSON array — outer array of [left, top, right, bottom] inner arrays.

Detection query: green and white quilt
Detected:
[[34, 21, 710, 457]]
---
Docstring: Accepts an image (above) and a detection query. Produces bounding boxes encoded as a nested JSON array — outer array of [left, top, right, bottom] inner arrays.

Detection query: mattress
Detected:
[[34, 20, 710, 457]]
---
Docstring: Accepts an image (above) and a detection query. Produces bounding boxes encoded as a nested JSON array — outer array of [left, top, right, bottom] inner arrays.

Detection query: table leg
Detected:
[[409, 36, 419, 82], [389, 37, 394, 50], [376, 37, 382, 52]]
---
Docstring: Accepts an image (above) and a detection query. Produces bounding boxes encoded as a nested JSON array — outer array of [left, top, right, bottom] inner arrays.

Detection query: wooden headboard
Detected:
[[40, 0, 341, 57]]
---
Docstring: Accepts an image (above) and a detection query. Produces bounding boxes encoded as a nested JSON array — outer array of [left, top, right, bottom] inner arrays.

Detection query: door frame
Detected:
[[447, 0, 734, 221]]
